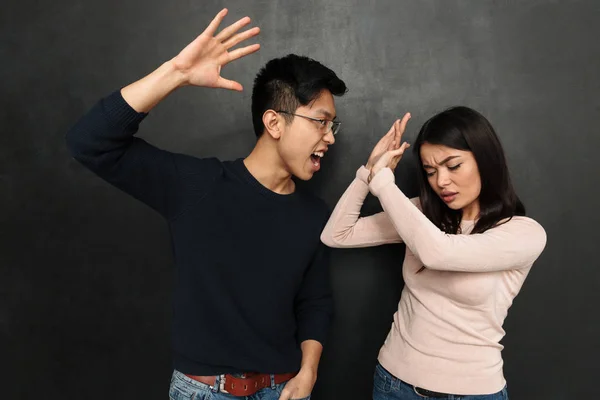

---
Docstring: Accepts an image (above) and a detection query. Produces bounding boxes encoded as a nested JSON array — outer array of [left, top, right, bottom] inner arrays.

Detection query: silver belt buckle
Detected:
[[219, 374, 229, 393]]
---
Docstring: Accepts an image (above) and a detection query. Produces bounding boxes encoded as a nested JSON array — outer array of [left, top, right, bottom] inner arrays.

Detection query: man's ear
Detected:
[[262, 110, 283, 139]]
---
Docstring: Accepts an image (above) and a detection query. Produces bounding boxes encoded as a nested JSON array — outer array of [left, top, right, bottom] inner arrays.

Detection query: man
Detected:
[[66, 8, 347, 400]]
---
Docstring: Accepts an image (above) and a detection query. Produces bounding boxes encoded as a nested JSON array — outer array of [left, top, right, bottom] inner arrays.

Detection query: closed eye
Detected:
[[448, 163, 462, 171]]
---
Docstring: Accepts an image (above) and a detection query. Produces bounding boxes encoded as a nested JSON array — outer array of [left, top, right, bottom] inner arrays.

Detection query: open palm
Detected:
[[172, 9, 260, 91]]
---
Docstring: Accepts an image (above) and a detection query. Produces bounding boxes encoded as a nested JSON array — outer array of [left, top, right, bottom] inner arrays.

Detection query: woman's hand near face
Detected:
[[369, 113, 411, 182]]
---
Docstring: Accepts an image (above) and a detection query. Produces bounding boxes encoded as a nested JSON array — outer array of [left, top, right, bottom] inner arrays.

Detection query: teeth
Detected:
[[312, 151, 324, 158]]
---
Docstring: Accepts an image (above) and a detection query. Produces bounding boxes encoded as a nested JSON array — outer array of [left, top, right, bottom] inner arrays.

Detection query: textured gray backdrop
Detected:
[[2, 1, 599, 398]]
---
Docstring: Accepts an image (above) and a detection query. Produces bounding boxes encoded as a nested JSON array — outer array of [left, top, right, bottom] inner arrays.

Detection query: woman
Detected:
[[321, 107, 547, 399]]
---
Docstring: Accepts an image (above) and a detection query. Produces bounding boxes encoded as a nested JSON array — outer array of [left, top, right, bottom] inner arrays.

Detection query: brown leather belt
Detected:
[[185, 372, 297, 397]]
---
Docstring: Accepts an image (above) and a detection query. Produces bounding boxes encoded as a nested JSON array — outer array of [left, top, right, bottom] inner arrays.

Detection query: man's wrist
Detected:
[[162, 59, 189, 89], [297, 366, 318, 384]]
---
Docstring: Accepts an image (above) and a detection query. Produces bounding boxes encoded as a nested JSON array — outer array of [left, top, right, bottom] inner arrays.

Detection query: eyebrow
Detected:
[[314, 109, 336, 120], [423, 155, 461, 168]]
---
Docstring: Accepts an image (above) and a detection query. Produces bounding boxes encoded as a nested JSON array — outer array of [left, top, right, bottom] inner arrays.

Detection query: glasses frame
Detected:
[[276, 111, 341, 136]]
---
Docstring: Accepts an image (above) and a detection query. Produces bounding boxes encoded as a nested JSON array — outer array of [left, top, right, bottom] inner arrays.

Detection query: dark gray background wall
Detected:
[[2, 0, 599, 398]]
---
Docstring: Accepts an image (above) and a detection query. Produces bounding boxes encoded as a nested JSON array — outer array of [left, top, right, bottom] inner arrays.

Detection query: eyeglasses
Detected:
[[276, 111, 341, 136]]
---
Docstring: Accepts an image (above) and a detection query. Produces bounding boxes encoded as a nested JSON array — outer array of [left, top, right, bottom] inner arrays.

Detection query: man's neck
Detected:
[[244, 139, 295, 195]]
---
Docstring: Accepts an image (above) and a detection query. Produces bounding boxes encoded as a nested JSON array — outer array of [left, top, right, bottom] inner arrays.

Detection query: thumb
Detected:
[[389, 148, 405, 157], [391, 142, 410, 156], [216, 76, 243, 91], [278, 391, 291, 400]]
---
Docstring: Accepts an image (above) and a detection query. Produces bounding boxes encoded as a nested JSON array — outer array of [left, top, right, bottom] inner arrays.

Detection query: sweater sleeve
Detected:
[[369, 168, 547, 272], [65, 90, 222, 220], [321, 166, 407, 248], [294, 242, 333, 346], [295, 198, 335, 346]]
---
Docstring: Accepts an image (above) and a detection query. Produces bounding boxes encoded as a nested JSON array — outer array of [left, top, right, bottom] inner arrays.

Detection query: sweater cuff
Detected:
[[369, 168, 395, 197], [101, 90, 148, 129], [297, 312, 331, 346], [356, 165, 371, 184]]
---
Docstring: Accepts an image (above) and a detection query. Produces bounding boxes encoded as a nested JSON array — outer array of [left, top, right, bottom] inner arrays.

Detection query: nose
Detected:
[[323, 130, 335, 145], [436, 169, 451, 188]]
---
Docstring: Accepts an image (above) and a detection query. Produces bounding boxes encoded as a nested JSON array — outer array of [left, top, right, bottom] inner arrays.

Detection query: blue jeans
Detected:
[[169, 370, 311, 400], [373, 362, 508, 400]]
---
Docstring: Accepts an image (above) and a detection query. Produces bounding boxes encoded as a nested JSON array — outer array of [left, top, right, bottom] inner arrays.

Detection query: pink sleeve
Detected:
[[369, 168, 547, 272], [320, 166, 404, 248]]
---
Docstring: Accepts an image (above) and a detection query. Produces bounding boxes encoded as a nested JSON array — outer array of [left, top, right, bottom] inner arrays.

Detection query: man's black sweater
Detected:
[[65, 91, 333, 375]]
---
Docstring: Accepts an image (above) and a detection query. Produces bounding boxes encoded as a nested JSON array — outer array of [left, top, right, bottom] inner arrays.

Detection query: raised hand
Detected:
[[120, 9, 261, 112], [366, 112, 411, 169], [172, 8, 261, 91], [368, 113, 411, 182]]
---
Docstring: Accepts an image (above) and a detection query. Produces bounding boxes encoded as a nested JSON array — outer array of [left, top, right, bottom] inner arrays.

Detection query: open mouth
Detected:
[[310, 151, 324, 167], [441, 192, 458, 203]]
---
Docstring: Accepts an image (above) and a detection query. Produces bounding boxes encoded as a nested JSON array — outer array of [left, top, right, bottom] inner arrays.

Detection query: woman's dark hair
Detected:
[[413, 106, 525, 235], [251, 54, 347, 137]]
